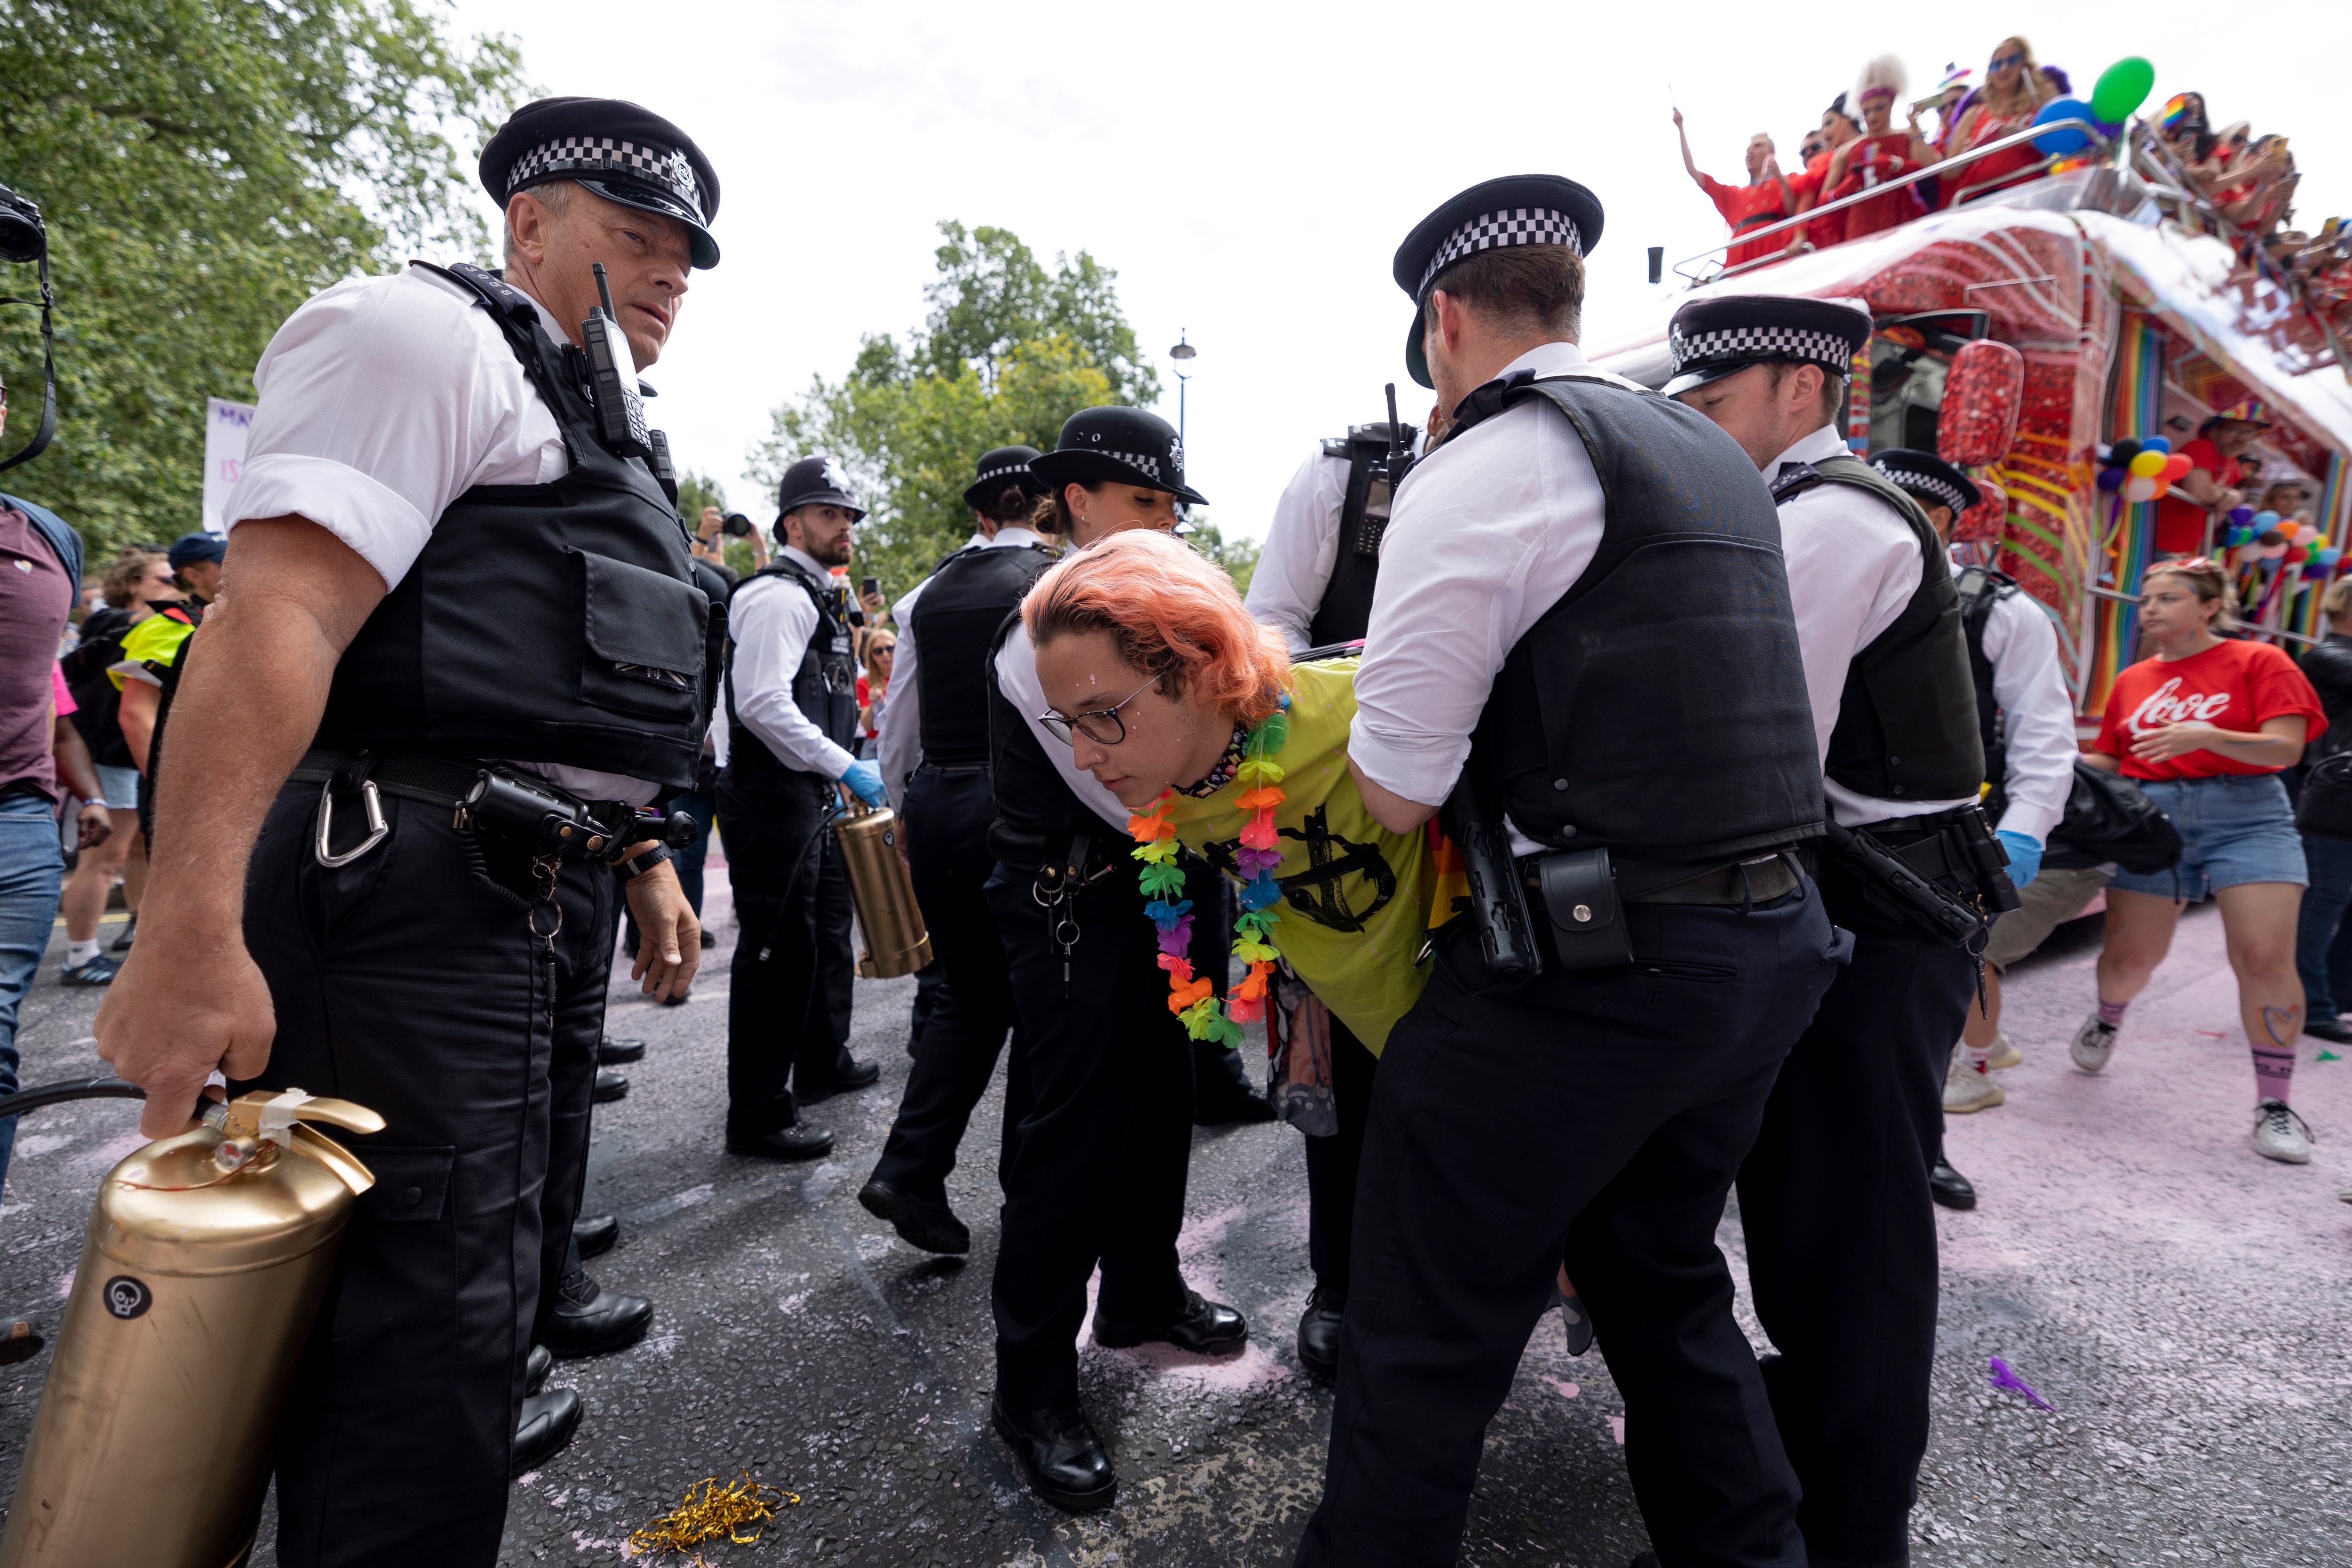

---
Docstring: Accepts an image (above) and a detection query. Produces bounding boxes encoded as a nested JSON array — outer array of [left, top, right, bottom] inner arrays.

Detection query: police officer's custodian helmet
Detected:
[[479, 96, 723, 270]]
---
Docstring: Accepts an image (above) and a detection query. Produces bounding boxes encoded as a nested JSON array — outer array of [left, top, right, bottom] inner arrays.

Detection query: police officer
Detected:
[[857, 446, 1054, 1252], [1670, 296, 2002, 1568], [95, 96, 717, 1560], [1298, 177, 1841, 1568], [720, 455, 887, 1160], [1870, 448, 2074, 1209], [1240, 416, 1420, 1381], [985, 406, 1248, 1513]]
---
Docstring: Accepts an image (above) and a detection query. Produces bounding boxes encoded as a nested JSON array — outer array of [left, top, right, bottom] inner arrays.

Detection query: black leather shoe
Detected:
[[1095, 1289, 1247, 1353], [598, 1034, 646, 1064], [858, 1178, 970, 1256], [574, 1211, 619, 1259], [1193, 1088, 1276, 1127], [542, 1269, 652, 1359], [990, 1393, 1117, 1512], [1629, 1553, 1662, 1568], [1296, 1286, 1343, 1382], [726, 1122, 835, 1160], [0, 1311, 44, 1366], [109, 915, 135, 952], [796, 1058, 882, 1104], [510, 1387, 580, 1475], [2305, 1015, 2352, 1044], [525, 1342, 553, 1395], [1555, 1287, 1595, 1357], [1931, 1158, 1978, 1211], [592, 1066, 629, 1104]]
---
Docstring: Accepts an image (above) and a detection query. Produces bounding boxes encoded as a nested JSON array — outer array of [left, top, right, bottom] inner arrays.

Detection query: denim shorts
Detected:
[[93, 763, 140, 812], [2106, 772, 2306, 902]]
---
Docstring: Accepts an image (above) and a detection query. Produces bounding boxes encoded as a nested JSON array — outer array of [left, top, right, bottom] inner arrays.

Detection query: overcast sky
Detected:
[[443, 0, 2350, 544]]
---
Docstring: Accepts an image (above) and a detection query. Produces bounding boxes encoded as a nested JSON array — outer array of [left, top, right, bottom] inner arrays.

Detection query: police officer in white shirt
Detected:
[[1672, 294, 2002, 1568], [1870, 448, 2075, 1199], [1245, 416, 1422, 653], [1297, 177, 1841, 1568], [858, 447, 1055, 1254], [719, 456, 888, 1161], [94, 96, 716, 1560]]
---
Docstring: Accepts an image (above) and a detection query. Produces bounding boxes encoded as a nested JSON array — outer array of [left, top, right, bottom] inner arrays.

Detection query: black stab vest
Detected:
[[1307, 423, 1412, 647], [1462, 373, 1825, 862], [1772, 455, 1986, 804], [317, 262, 714, 792], [912, 542, 1057, 768], [985, 612, 1108, 867], [1957, 564, 2018, 822], [724, 558, 860, 789]]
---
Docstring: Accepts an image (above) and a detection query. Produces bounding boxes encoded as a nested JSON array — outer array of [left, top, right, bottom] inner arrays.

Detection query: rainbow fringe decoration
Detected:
[[1129, 695, 1291, 1050], [2089, 312, 2166, 714]]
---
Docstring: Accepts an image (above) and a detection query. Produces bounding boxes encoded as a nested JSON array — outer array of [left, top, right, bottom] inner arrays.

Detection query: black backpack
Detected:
[[2044, 761, 2183, 875], [2294, 752, 2352, 843]]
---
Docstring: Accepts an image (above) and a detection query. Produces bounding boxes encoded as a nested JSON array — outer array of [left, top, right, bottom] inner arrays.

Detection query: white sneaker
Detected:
[[2070, 1015, 2119, 1074], [2250, 1099, 2312, 1164], [1987, 1030, 2023, 1071], [1944, 1049, 2006, 1113]]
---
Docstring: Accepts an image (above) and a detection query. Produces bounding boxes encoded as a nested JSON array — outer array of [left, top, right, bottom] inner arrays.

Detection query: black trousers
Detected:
[[718, 767, 856, 1138], [1303, 1014, 1378, 1295], [1297, 891, 1841, 1568], [988, 856, 1194, 1408], [870, 767, 1020, 1202], [1737, 866, 1976, 1566], [239, 780, 612, 1566]]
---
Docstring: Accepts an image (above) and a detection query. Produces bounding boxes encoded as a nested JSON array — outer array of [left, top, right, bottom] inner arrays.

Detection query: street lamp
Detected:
[[1169, 331, 1197, 453]]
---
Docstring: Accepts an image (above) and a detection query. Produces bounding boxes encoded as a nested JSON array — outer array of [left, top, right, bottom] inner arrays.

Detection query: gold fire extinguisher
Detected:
[[0, 1086, 383, 1568], [835, 799, 933, 978]]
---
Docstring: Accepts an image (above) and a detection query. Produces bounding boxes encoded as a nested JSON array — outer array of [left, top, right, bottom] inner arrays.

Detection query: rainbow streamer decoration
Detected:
[[2087, 312, 2167, 715], [2294, 451, 2352, 641]]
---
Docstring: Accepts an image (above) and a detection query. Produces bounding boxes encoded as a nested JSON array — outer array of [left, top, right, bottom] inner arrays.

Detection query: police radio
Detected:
[[1337, 384, 1416, 561], [581, 262, 652, 461]]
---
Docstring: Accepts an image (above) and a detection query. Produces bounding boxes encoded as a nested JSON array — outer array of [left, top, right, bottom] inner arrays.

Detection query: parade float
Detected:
[[1592, 64, 2352, 734]]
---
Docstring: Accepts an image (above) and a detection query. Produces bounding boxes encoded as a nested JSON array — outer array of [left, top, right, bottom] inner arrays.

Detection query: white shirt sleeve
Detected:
[[729, 575, 857, 780], [1980, 590, 2078, 843], [877, 605, 922, 812], [1347, 347, 1613, 806], [993, 625, 1130, 832], [222, 268, 567, 591], [1244, 449, 1347, 653]]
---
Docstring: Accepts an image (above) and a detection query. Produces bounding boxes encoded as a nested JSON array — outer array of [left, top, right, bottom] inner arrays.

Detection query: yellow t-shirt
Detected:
[[1160, 658, 1431, 1054], [107, 609, 197, 690]]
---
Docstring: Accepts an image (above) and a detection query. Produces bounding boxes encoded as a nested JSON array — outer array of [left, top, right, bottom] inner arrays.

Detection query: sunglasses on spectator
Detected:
[[1038, 672, 1160, 746], [1989, 51, 2025, 69]]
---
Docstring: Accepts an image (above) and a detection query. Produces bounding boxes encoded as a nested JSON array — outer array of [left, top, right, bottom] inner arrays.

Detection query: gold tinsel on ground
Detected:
[[627, 1473, 799, 1559]]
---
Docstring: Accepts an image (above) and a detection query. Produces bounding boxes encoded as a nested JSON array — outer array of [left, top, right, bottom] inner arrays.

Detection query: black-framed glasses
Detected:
[[1038, 672, 1160, 747]]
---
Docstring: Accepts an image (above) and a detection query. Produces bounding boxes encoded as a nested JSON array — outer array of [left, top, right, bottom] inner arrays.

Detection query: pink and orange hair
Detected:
[[1023, 530, 1290, 724]]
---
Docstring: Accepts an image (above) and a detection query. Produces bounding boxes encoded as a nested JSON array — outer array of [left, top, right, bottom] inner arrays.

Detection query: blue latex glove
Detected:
[[1996, 828, 2042, 890], [839, 759, 887, 808]]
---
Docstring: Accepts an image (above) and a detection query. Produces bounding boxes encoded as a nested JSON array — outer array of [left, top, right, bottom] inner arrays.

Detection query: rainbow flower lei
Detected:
[[1127, 694, 1290, 1049]]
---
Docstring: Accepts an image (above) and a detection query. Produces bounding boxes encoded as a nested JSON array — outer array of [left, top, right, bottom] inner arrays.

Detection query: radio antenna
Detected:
[[592, 261, 617, 319]]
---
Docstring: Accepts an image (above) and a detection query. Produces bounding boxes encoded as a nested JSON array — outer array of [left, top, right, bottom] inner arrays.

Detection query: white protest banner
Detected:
[[201, 397, 257, 535]]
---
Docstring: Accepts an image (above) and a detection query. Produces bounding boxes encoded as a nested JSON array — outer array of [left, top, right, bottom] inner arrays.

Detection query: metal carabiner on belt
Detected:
[[313, 778, 388, 868]]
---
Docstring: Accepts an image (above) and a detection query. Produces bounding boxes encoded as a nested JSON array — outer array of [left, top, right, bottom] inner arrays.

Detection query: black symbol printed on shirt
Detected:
[[103, 1275, 152, 1320], [1274, 806, 1396, 933]]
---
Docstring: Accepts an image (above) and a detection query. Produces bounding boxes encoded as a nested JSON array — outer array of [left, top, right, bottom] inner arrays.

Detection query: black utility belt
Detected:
[[1517, 844, 1805, 972], [1826, 803, 2020, 947], [293, 748, 672, 869]]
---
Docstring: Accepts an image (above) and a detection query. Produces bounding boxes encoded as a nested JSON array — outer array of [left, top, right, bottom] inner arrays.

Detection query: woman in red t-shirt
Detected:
[[2076, 558, 2324, 1162]]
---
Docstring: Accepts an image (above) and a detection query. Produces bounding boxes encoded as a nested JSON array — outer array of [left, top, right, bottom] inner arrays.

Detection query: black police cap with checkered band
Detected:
[[1392, 175, 1605, 390], [962, 446, 1048, 509], [1870, 447, 1982, 517], [479, 97, 722, 270], [1663, 294, 1871, 398], [1030, 406, 1207, 508]]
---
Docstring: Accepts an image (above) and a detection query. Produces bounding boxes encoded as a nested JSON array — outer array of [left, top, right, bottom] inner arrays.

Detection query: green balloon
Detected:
[[2090, 56, 2156, 124]]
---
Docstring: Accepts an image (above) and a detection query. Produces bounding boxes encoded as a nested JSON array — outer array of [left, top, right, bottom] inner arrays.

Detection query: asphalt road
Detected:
[[1, 869, 2347, 1567]]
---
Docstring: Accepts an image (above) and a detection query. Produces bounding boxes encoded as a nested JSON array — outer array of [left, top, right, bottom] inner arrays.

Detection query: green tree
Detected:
[[0, 0, 529, 556], [749, 221, 1163, 605], [1183, 516, 1259, 600]]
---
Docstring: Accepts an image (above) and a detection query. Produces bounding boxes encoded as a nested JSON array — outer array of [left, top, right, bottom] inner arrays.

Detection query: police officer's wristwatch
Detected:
[[619, 843, 674, 880]]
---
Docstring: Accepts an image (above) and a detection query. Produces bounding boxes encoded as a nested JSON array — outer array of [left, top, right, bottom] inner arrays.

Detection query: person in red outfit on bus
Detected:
[[1940, 36, 2060, 207], [1788, 96, 1863, 251], [1674, 109, 1799, 271], [1822, 56, 1939, 242], [2152, 399, 2269, 556]]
